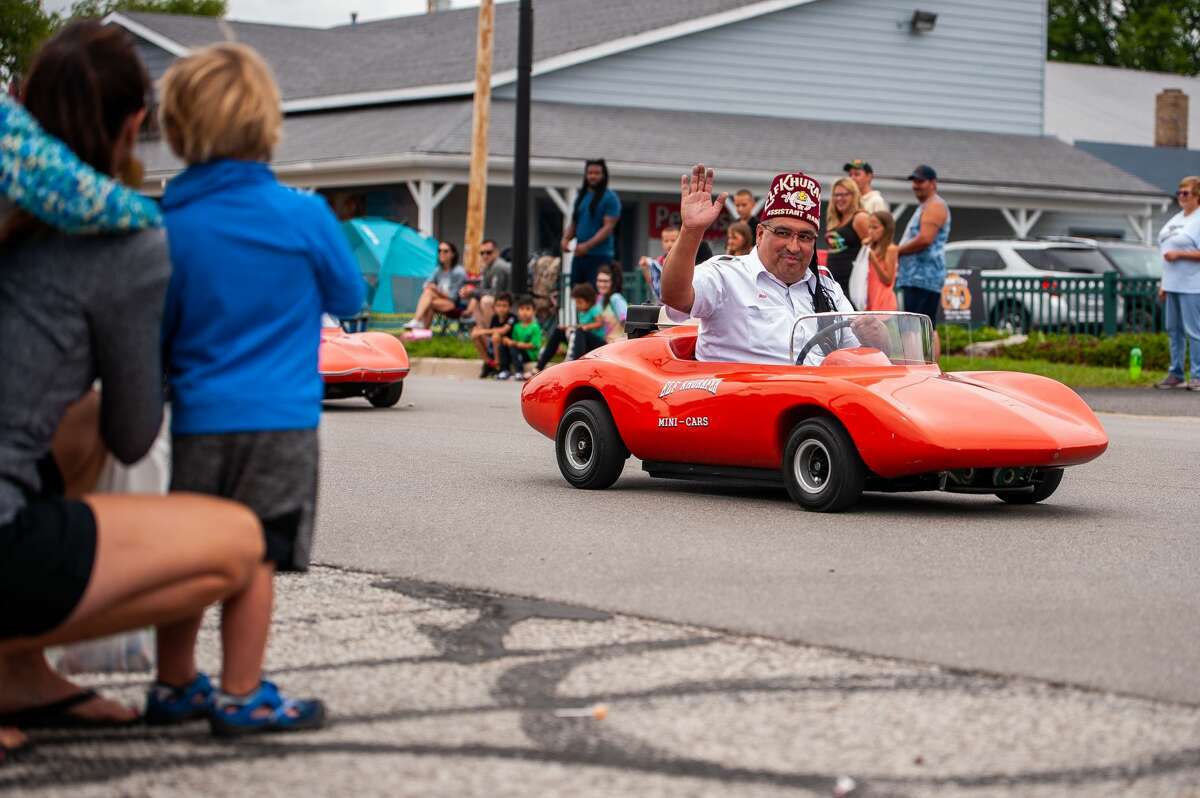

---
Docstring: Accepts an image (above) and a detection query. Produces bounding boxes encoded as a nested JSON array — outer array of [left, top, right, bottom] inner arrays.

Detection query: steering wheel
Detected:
[[795, 319, 855, 365]]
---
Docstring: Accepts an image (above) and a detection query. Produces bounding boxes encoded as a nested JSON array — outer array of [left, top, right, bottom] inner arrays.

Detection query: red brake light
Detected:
[[1039, 279, 1060, 295]]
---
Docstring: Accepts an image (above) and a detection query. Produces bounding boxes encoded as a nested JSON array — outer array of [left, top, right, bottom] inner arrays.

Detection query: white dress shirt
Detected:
[[665, 247, 854, 365]]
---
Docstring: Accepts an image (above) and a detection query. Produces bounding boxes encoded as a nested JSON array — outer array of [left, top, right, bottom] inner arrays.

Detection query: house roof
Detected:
[[116, 0, 803, 110], [138, 99, 1166, 210], [1046, 62, 1200, 149]]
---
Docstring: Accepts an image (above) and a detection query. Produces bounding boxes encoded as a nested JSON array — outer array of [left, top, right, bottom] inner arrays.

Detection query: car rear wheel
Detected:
[[990, 302, 1030, 335], [997, 468, 1063, 504], [366, 382, 404, 407], [782, 418, 865, 512], [555, 399, 628, 490]]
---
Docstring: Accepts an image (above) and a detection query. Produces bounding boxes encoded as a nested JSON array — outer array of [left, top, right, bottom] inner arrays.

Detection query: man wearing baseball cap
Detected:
[[661, 163, 886, 365], [895, 165, 950, 355], [843, 159, 887, 215]]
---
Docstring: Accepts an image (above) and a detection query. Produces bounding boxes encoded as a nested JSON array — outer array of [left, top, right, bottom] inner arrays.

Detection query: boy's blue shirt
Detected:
[[162, 159, 365, 434]]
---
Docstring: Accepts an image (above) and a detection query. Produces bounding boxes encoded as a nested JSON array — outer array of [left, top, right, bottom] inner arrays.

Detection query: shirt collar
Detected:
[[749, 247, 818, 291]]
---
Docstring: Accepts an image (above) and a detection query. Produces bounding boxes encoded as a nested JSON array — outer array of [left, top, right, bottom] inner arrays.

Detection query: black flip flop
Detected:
[[0, 690, 139, 730]]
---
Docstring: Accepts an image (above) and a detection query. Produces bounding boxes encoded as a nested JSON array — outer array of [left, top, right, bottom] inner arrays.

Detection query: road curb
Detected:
[[408, 357, 483, 379]]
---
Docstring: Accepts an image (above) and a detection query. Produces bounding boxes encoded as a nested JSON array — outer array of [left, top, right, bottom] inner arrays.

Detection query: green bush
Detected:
[[937, 325, 1008, 355], [999, 332, 1169, 370]]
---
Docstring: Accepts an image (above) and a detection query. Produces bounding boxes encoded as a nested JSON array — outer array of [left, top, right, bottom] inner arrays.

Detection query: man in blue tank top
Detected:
[[896, 164, 950, 356]]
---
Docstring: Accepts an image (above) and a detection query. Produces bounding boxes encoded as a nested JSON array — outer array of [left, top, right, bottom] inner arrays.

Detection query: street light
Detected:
[[910, 9, 937, 33]]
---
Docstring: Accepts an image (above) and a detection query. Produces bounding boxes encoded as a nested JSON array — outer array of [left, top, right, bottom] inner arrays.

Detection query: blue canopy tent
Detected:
[[341, 217, 437, 314]]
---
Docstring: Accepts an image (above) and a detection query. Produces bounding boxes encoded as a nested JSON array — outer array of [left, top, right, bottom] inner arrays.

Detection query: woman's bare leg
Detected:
[[411, 285, 436, 327], [0, 493, 262, 719]]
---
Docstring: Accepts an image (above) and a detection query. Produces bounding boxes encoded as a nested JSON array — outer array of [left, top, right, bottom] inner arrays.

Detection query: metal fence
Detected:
[[976, 274, 1161, 335]]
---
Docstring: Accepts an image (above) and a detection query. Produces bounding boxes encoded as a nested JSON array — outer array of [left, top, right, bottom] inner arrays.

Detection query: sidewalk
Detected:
[[5, 566, 1198, 797]]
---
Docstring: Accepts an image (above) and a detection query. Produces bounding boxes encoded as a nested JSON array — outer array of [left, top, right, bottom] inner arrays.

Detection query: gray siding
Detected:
[[498, 0, 1045, 136], [133, 39, 177, 83]]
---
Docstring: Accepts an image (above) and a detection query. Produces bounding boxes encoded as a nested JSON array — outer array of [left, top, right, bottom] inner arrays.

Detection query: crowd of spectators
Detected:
[[428, 152, 953, 377]]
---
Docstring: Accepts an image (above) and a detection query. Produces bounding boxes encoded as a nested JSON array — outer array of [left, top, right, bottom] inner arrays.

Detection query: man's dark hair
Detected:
[[516, 294, 535, 308], [574, 158, 609, 217], [571, 282, 598, 304], [494, 291, 513, 305], [481, 238, 498, 248]]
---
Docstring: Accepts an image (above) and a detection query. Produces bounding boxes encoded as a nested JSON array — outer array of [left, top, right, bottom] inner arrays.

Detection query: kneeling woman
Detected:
[[0, 21, 261, 733]]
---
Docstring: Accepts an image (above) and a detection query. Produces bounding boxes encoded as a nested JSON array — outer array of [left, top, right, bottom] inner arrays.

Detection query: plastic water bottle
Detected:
[[1129, 346, 1142, 381]]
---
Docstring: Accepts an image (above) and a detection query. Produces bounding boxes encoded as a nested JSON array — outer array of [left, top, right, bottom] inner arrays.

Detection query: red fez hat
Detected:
[[760, 171, 821, 229]]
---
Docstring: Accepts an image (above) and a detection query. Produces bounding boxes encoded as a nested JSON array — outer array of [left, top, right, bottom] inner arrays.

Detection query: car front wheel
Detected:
[[782, 418, 866, 512], [555, 399, 628, 490]]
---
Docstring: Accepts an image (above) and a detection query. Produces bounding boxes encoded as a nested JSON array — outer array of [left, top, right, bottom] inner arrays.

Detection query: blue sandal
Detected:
[[209, 681, 325, 738], [145, 672, 215, 726]]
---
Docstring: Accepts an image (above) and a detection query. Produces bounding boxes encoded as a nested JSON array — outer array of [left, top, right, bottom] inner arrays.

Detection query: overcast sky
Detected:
[[44, 1, 511, 28]]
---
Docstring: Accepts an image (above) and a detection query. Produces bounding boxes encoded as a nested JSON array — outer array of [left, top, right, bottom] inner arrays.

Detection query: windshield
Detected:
[[1102, 246, 1163, 278], [789, 312, 935, 367]]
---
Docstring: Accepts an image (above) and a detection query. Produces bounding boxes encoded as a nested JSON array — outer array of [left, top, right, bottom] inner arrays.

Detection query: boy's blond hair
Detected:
[[159, 43, 281, 164]]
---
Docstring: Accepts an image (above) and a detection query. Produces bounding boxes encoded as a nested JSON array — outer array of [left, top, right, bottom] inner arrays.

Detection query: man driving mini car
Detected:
[[661, 164, 885, 365]]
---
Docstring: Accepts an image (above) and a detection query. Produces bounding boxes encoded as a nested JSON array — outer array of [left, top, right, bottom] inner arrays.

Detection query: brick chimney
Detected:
[[1155, 89, 1188, 148]]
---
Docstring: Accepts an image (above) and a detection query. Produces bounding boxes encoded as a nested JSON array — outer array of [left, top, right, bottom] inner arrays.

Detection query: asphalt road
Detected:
[[316, 376, 1200, 705]]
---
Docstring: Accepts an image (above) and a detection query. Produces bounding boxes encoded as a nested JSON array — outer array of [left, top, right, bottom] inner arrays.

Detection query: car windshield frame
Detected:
[[788, 311, 935, 367]]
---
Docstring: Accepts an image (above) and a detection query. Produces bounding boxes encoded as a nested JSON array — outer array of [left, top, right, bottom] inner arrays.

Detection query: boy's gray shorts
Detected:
[[171, 429, 318, 572]]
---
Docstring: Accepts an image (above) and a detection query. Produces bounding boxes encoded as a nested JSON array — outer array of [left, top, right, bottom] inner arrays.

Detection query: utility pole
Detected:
[[510, 0, 533, 293], [463, 0, 494, 276]]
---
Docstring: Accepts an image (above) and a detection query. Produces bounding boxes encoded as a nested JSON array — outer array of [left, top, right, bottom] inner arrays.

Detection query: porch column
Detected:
[[405, 180, 456, 238], [1000, 207, 1042, 239], [1126, 213, 1154, 246], [544, 186, 579, 324]]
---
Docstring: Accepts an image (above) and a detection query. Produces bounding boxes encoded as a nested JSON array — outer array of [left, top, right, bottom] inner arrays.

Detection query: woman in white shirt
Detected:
[[1156, 176, 1200, 390]]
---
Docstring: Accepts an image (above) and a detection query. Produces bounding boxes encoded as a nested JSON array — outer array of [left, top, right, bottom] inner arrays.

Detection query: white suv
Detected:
[[943, 239, 1124, 333]]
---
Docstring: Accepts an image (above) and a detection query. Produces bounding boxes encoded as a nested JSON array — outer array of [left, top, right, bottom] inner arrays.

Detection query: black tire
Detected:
[[782, 418, 866, 512], [366, 381, 404, 408], [997, 468, 1063, 504], [990, 302, 1029, 335], [555, 399, 628, 490]]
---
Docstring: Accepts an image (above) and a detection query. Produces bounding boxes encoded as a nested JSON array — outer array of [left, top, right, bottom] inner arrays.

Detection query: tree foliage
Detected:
[[0, 0, 60, 85], [1048, 0, 1200, 76], [68, 0, 227, 18]]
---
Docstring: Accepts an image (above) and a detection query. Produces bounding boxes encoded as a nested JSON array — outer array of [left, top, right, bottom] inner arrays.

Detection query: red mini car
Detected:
[[320, 320, 410, 407], [521, 310, 1107, 512]]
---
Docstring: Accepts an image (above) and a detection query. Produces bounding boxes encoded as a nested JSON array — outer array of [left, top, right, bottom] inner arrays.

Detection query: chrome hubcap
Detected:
[[564, 420, 594, 471], [794, 440, 832, 494]]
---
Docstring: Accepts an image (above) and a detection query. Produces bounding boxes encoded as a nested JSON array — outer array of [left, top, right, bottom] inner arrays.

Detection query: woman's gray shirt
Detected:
[[0, 229, 169, 524]]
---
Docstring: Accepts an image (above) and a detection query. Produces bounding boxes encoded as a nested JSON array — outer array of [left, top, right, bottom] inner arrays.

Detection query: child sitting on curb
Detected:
[[471, 291, 516, 378], [151, 43, 363, 737], [500, 295, 544, 380], [534, 283, 606, 375]]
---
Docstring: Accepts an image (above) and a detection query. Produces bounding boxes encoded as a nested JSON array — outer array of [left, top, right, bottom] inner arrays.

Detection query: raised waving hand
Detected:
[[679, 164, 728, 234]]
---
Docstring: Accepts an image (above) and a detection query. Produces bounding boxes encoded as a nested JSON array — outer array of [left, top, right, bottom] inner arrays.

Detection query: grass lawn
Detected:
[[940, 355, 1164, 388], [400, 335, 479, 359]]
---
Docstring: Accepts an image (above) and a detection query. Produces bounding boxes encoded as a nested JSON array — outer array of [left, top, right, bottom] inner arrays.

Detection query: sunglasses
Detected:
[[1177, 190, 1193, 197], [480, 249, 496, 255]]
